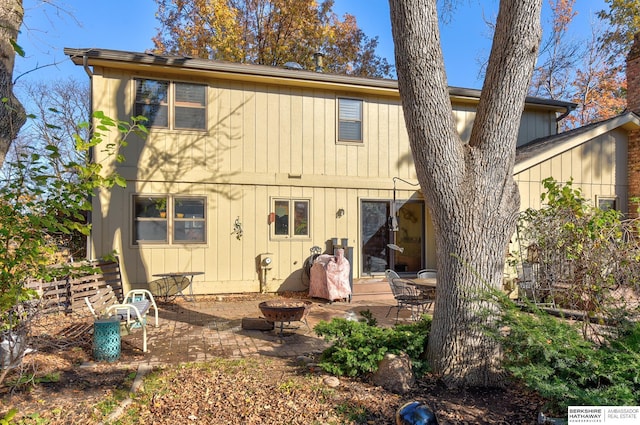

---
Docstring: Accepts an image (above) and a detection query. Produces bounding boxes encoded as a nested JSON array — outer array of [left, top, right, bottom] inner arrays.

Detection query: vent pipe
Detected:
[[313, 52, 324, 72]]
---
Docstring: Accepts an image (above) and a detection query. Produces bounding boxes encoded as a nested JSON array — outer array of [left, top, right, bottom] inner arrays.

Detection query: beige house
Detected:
[[515, 112, 640, 213], [64, 47, 640, 296]]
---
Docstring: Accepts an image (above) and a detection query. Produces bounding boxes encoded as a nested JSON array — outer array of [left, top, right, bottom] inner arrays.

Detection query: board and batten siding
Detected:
[[516, 106, 558, 147], [515, 129, 629, 213], [450, 101, 557, 146], [89, 70, 426, 293], [99, 73, 417, 182], [88, 66, 562, 293], [92, 182, 422, 294]]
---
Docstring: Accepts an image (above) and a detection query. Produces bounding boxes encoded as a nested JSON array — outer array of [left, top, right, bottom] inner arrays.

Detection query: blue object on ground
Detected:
[[396, 401, 438, 425]]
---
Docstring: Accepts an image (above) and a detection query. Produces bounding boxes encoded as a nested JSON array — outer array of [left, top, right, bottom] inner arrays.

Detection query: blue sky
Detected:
[[16, 0, 608, 91]]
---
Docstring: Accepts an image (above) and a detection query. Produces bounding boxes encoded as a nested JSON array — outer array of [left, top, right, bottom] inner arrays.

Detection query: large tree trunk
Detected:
[[0, 0, 26, 167], [389, 0, 542, 387]]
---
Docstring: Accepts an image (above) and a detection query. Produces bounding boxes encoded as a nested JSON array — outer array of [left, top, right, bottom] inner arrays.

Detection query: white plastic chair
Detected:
[[85, 285, 158, 352]]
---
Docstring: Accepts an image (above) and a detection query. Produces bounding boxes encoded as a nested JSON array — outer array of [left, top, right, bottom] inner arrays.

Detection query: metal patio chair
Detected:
[[386, 277, 433, 323]]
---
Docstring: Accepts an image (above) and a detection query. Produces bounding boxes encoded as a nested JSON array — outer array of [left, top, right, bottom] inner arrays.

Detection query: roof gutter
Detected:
[[554, 102, 577, 134], [65, 48, 577, 113]]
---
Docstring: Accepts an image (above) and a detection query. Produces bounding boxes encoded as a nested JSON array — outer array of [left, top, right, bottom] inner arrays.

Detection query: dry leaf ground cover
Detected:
[[1, 295, 548, 424]]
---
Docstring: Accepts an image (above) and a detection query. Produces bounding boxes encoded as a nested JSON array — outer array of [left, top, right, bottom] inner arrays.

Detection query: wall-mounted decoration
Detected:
[[231, 217, 243, 240]]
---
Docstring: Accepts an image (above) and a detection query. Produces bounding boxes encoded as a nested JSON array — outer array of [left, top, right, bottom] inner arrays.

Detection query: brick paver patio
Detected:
[[119, 294, 405, 367]]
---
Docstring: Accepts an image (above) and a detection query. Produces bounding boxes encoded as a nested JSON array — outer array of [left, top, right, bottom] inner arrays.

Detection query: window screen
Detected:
[[134, 79, 206, 130], [597, 196, 617, 211], [274, 200, 289, 236], [133, 196, 168, 244], [293, 201, 309, 236], [133, 195, 206, 245], [174, 197, 206, 242]]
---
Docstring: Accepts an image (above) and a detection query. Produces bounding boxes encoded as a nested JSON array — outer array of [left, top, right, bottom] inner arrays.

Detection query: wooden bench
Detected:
[[84, 285, 158, 352]]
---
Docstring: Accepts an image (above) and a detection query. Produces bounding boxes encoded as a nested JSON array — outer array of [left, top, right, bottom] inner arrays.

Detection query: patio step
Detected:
[[351, 279, 393, 302]]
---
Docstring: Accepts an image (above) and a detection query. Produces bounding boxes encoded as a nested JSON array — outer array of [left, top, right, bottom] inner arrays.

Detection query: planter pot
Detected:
[[1, 331, 26, 369], [93, 318, 121, 362]]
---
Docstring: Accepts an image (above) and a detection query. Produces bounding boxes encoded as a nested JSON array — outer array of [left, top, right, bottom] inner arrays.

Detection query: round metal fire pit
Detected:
[[258, 300, 312, 336], [258, 300, 311, 322]]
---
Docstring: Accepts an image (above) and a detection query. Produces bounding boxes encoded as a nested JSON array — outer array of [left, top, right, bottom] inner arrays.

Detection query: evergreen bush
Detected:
[[493, 294, 640, 412], [314, 311, 431, 377]]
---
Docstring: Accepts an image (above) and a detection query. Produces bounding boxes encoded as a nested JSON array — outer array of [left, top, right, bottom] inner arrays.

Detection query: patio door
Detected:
[[361, 200, 425, 274]]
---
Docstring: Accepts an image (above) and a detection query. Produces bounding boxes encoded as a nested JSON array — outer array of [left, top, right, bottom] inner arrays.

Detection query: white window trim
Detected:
[[337, 97, 363, 143], [134, 78, 207, 131], [132, 194, 207, 246], [595, 195, 618, 211], [270, 198, 311, 239]]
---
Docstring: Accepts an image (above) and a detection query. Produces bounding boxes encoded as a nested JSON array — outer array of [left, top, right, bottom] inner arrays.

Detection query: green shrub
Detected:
[[0, 112, 147, 386], [0, 111, 147, 331], [493, 296, 640, 412], [0, 409, 17, 425], [516, 177, 640, 337], [314, 312, 431, 377]]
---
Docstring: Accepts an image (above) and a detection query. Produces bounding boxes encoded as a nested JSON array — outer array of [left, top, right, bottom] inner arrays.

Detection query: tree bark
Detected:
[[389, 0, 542, 387], [0, 0, 26, 167]]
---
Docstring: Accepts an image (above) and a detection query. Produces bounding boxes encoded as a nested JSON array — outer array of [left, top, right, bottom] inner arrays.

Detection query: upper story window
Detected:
[[133, 195, 206, 245], [135, 79, 206, 130], [135, 80, 169, 127], [272, 199, 310, 238], [338, 98, 363, 142], [175, 83, 207, 129]]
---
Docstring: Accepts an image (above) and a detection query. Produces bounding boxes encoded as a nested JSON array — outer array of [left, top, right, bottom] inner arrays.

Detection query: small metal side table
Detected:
[[93, 317, 121, 362], [152, 272, 204, 302]]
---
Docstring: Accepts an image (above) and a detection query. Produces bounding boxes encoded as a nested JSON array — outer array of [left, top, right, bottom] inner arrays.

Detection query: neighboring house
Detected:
[[63, 43, 639, 296], [515, 112, 640, 213], [515, 32, 640, 216]]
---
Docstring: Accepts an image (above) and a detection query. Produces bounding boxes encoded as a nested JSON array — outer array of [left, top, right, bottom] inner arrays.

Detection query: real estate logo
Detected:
[[568, 406, 639, 424]]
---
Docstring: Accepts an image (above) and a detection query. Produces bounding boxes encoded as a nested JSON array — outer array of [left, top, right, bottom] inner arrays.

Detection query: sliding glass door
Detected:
[[361, 200, 424, 274]]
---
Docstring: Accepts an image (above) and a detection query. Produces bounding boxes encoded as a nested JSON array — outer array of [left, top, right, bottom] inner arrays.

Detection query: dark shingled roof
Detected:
[[64, 47, 577, 112], [515, 112, 640, 171]]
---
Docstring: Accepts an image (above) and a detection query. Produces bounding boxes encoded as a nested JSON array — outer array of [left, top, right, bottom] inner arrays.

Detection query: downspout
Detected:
[[555, 103, 577, 132], [82, 55, 95, 260], [82, 55, 94, 80]]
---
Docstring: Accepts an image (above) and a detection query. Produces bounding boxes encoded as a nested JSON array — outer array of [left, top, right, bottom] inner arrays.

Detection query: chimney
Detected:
[[627, 32, 640, 114], [627, 32, 640, 216], [313, 52, 324, 73]]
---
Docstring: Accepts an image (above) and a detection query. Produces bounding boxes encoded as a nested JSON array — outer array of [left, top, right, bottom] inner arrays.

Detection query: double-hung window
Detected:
[[338, 97, 363, 142], [135, 79, 206, 130], [272, 199, 310, 238], [133, 195, 206, 245]]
